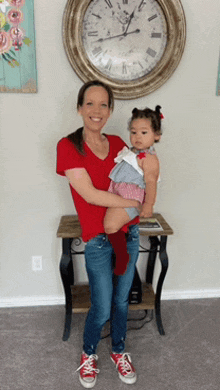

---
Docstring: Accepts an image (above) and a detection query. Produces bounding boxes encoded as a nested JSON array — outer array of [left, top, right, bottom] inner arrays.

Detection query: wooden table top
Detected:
[[57, 213, 173, 239]]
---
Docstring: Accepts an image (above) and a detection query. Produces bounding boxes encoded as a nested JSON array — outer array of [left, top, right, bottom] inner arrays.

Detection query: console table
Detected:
[[57, 213, 173, 341]]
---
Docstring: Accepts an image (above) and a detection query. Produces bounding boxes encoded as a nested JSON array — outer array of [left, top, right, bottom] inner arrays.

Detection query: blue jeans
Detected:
[[83, 224, 139, 355]]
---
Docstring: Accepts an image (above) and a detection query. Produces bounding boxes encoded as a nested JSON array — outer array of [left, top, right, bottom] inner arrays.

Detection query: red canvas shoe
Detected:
[[76, 353, 99, 388], [110, 353, 137, 384]]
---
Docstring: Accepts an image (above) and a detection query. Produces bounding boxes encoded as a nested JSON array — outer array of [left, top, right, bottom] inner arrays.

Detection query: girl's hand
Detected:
[[139, 203, 153, 218], [136, 201, 143, 214]]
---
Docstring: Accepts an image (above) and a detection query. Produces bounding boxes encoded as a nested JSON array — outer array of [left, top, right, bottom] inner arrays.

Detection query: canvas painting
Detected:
[[0, 0, 37, 93]]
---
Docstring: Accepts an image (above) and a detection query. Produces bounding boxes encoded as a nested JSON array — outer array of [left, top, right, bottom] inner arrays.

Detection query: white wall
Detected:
[[1, 0, 220, 307]]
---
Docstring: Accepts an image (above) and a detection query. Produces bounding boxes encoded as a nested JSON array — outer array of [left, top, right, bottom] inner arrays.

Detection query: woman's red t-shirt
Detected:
[[56, 132, 139, 242]]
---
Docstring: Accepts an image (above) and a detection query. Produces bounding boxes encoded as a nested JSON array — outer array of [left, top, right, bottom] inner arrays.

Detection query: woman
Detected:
[[56, 80, 140, 388]]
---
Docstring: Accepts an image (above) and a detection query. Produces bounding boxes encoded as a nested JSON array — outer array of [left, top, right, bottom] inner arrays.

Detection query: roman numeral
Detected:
[[105, 0, 113, 8], [148, 14, 157, 22], [147, 48, 156, 58], [122, 62, 127, 74], [88, 31, 98, 36], [105, 59, 112, 70], [138, 0, 145, 11], [92, 13, 101, 19], [92, 46, 102, 57], [151, 33, 162, 38]]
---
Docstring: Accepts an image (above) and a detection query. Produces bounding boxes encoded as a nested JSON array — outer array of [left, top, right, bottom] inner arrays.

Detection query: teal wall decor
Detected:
[[217, 49, 220, 96], [0, 0, 37, 93]]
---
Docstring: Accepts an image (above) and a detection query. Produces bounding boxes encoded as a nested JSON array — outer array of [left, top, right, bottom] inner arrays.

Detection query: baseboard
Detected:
[[1, 289, 220, 308], [0, 295, 65, 308], [162, 289, 220, 300]]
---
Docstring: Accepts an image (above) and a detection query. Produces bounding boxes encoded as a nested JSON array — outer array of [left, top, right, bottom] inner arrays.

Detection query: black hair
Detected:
[[67, 80, 114, 155], [129, 105, 162, 142]]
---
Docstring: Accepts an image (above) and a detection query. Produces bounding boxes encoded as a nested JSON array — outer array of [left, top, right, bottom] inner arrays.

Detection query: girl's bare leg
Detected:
[[104, 207, 131, 234], [104, 208, 132, 275]]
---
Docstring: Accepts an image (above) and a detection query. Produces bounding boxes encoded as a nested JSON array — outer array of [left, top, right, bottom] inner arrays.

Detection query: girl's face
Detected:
[[130, 118, 160, 150], [78, 86, 111, 133]]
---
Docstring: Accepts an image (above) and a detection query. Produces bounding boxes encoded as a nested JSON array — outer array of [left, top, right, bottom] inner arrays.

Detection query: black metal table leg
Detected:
[[59, 238, 74, 341], [145, 236, 160, 285], [155, 236, 169, 335]]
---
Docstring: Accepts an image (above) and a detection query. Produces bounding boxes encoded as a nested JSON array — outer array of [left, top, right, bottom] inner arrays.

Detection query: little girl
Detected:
[[104, 105, 163, 275]]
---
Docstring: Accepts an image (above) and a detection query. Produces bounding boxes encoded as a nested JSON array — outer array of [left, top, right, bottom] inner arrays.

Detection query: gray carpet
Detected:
[[1, 298, 220, 390]]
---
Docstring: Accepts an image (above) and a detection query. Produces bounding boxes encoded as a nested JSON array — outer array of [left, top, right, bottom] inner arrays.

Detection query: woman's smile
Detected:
[[90, 117, 102, 122]]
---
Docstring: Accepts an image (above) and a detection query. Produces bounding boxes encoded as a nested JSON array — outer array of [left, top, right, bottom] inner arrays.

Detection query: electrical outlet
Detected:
[[32, 256, 42, 271]]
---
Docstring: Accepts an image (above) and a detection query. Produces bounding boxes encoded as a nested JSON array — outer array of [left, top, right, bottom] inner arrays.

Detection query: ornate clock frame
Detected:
[[62, 0, 186, 99]]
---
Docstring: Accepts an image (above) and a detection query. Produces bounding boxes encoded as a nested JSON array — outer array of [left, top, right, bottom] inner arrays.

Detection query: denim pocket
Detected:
[[86, 234, 107, 250], [127, 224, 139, 242]]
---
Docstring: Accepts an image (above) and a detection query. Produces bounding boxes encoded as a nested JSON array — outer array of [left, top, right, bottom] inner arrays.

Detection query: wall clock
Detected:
[[63, 0, 186, 99]]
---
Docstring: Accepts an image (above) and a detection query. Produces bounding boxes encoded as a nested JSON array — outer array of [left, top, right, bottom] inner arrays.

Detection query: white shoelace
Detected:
[[76, 354, 100, 375], [115, 353, 133, 375]]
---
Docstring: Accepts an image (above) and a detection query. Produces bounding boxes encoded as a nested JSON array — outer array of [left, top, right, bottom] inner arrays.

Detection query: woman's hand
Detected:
[[139, 203, 153, 218]]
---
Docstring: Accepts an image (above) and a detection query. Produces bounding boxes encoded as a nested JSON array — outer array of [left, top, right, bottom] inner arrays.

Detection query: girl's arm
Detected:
[[139, 155, 160, 217], [65, 168, 140, 209]]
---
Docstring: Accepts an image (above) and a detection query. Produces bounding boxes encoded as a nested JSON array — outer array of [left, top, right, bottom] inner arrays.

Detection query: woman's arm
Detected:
[[65, 168, 140, 209], [139, 155, 160, 217]]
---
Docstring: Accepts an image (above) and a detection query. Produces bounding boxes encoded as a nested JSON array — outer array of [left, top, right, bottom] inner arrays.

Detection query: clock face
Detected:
[[82, 0, 167, 82], [63, 0, 186, 99]]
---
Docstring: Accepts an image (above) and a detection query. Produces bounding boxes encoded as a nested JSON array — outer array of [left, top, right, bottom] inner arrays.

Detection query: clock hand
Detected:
[[96, 29, 140, 42], [124, 9, 135, 35]]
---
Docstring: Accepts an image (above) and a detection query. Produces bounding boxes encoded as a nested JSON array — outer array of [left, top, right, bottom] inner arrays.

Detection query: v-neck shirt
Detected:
[[84, 134, 109, 161], [56, 131, 139, 242]]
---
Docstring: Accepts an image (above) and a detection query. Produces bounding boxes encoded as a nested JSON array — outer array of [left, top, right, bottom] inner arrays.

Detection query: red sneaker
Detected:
[[110, 353, 137, 384], [76, 353, 99, 388]]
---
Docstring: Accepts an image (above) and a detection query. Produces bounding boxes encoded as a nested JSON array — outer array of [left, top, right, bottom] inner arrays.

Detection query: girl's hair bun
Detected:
[[132, 107, 139, 115], [155, 105, 161, 113]]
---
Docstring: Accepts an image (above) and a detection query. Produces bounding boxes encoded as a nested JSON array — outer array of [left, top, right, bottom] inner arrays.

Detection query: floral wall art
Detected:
[[0, 0, 37, 93]]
